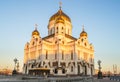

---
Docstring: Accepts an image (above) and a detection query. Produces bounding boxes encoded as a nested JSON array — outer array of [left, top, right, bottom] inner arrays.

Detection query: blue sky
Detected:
[[0, 0, 120, 73]]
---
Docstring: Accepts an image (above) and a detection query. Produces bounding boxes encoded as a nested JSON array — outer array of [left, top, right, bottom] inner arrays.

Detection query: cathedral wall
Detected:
[[23, 7, 94, 76]]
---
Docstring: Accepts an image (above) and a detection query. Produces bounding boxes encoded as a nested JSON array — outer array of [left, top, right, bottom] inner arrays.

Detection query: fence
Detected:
[[0, 75, 94, 82], [110, 76, 120, 81]]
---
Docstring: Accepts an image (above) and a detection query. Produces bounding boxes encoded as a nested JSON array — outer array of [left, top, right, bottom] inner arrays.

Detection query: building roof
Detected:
[[49, 9, 71, 22]]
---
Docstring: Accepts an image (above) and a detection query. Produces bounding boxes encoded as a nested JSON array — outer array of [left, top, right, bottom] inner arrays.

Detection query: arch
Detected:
[[38, 63, 41, 68], [45, 66, 47, 68], [55, 68, 58, 74], [43, 62, 50, 68], [31, 64, 34, 68], [62, 68, 65, 74], [68, 62, 74, 73]]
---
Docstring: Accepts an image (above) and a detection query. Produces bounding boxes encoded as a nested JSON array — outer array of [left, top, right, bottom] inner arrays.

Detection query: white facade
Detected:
[[23, 7, 94, 76]]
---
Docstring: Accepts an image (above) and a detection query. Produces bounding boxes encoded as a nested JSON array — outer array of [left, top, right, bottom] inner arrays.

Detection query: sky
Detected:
[[0, 0, 120, 73]]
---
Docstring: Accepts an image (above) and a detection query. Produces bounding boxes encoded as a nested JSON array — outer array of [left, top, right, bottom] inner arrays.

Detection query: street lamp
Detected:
[[12, 58, 19, 75], [14, 58, 18, 70], [97, 60, 102, 79]]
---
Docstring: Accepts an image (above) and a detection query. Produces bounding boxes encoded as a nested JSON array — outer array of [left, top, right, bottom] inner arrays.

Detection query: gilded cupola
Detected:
[[49, 8, 71, 23], [32, 24, 40, 37], [80, 27, 88, 37], [48, 3, 72, 36], [32, 29, 39, 36]]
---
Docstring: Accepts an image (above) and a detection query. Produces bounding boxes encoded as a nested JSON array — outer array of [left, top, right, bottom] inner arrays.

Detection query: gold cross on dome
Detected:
[[82, 25, 85, 31], [35, 24, 38, 30], [59, 1, 62, 9]]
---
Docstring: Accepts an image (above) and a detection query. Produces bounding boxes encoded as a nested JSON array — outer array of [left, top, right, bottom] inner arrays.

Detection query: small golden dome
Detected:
[[80, 30, 87, 37], [32, 29, 39, 36], [49, 9, 71, 22]]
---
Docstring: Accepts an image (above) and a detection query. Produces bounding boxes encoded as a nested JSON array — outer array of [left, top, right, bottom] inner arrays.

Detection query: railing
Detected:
[[0, 75, 94, 82], [110, 76, 120, 81]]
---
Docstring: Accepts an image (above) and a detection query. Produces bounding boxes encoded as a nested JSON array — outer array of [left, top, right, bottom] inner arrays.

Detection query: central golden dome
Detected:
[[49, 9, 71, 22]]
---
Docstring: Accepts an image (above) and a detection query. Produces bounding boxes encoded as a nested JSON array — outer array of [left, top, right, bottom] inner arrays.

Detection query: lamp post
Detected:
[[12, 58, 19, 75], [14, 58, 18, 70], [97, 60, 102, 79], [113, 64, 117, 76]]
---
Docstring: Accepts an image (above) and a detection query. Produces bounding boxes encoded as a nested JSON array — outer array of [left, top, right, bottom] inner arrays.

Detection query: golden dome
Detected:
[[49, 9, 71, 22], [32, 29, 39, 36], [55, 16, 65, 24], [80, 30, 87, 37]]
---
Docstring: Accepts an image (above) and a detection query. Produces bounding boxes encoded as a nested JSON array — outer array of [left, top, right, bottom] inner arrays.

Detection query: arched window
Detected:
[[62, 51, 64, 60], [78, 51, 80, 60], [55, 68, 58, 74], [68, 29, 69, 34], [81, 39, 84, 42], [53, 28, 55, 33], [62, 69, 65, 74], [56, 27, 58, 33], [46, 50, 48, 59], [45, 66, 47, 68], [71, 66, 73, 72], [55, 51, 57, 59], [51, 29, 52, 34], [84, 43, 87, 46], [71, 51, 73, 60], [62, 27, 64, 30], [32, 41, 34, 45], [38, 63, 41, 68], [31, 64, 34, 68], [36, 38, 38, 41]]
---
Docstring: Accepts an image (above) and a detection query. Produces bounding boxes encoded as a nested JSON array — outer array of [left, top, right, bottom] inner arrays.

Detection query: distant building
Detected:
[[0, 68, 12, 75], [23, 4, 94, 76]]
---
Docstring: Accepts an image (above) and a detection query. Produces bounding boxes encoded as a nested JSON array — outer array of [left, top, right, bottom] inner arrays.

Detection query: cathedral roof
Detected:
[[49, 9, 71, 22], [65, 34, 77, 41]]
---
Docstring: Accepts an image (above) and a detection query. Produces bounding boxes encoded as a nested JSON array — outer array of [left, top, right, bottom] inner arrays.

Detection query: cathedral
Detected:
[[23, 5, 94, 76]]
